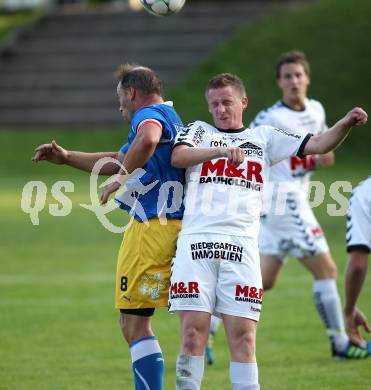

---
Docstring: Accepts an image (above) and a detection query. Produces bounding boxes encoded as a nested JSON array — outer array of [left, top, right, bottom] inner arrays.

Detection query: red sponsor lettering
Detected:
[[200, 159, 225, 176], [235, 284, 263, 300], [200, 159, 263, 183], [290, 156, 317, 171], [246, 161, 263, 182], [311, 226, 323, 236], [170, 283, 178, 295], [235, 284, 249, 297], [170, 282, 200, 294], [188, 282, 200, 294]]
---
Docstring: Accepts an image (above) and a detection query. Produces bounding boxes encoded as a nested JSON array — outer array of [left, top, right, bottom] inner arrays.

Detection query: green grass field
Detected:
[[1, 0, 371, 388], [1, 130, 370, 390]]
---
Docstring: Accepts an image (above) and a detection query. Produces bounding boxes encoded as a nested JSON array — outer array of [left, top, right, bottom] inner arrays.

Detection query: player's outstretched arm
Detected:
[[32, 140, 121, 175], [344, 251, 370, 346], [171, 145, 244, 168], [100, 122, 162, 205], [302, 107, 368, 155]]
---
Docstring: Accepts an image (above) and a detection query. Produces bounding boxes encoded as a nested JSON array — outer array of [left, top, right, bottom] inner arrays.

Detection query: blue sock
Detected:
[[130, 336, 164, 390]]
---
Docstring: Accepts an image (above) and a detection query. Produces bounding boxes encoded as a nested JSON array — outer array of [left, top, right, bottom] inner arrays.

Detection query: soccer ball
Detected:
[[140, 0, 186, 17]]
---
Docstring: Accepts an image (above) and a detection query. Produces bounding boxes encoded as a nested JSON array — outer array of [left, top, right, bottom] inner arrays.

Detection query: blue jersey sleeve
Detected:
[[129, 106, 171, 143], [120, 143, 129, 154]]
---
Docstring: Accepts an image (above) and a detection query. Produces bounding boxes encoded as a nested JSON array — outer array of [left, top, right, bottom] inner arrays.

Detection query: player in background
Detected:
[[32, 64, 185, 390], [169, 72, 367, 389], [344, 177, 371, 350]]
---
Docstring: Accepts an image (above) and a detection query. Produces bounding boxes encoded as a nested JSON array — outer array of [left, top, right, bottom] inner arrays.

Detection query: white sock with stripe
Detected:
[[313, 279, 348, 351]]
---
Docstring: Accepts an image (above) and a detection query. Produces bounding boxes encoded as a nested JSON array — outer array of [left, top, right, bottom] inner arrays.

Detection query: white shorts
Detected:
[[346, 179, 371, 253], [168, 233, 263, 321], [259, 192, 329, 261]]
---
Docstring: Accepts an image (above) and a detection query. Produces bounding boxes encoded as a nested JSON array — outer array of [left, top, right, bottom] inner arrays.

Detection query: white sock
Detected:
[[176, 355, 204, 390], [210, 315, 222, 334], [313, 279, 348, 351], [230, 362, 260, 390]]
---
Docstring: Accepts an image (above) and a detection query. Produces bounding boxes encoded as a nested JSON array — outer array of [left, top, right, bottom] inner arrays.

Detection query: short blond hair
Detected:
[[206, 73, 246, 98]]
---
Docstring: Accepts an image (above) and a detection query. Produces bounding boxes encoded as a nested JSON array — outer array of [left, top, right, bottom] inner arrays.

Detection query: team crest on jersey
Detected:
[[239, 141, 263, 159], [139, 273, 165, 300]]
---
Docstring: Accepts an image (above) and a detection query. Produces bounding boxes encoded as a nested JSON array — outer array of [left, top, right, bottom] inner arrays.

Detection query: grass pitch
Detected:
[[1, 0, 371, 388], [0, 129, 370, 390]]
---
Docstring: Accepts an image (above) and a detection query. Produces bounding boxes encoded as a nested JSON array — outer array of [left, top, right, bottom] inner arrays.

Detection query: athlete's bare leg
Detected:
[[222, 314, 257, 362], [299, 251, 337, 279], [176, 311, 210, 390], [223, 314, 260, 389], [260, 254, 284, 290], [120, 312, 164, 390], [119, 313, 154, 344], [180, 311, 211, 355]]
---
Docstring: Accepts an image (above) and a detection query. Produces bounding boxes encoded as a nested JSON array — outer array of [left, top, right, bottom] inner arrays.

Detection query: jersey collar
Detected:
[[216, 126, 245, 133], [281, 100, 306, 112]]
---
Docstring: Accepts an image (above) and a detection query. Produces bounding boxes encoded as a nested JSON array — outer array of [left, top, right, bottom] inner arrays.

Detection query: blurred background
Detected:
[[0, 1, 370, 389]]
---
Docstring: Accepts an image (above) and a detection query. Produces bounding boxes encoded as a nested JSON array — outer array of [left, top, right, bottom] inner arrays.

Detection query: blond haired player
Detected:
[[169, 72, 367, 390]]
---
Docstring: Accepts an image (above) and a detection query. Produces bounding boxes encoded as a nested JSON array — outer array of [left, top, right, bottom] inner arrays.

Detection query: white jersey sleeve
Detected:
[[174, 121, 207, 148], [314, 100, 328, 134], [262, 125, 312, 166], [249, 103, 281, 128]]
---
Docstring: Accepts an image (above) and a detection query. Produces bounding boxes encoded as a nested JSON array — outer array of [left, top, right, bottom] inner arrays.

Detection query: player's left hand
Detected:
[[345, 307, 371, 348], [342, 107, 368, 128], [100, 180, 121, 205]]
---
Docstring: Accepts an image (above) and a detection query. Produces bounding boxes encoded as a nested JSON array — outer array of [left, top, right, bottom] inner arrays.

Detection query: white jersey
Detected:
[[174, 120, 311, 239], [346, 176, 371, 252], [250, 98, 328, 195]]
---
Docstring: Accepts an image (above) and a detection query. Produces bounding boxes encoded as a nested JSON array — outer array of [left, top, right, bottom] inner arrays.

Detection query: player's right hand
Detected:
[[32, 140, 68, 164], [342, 107, 368, 128], [345, 307, 371, 348], [223, 147, 244, 167]]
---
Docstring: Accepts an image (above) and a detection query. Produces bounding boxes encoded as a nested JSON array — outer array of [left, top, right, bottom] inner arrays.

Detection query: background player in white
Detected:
[[169, 72, 367, 389], [344, 177, 371, 353], [247, 50, 371, 359]]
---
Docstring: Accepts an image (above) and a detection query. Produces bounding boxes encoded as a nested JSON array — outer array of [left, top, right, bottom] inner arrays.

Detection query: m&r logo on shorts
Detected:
[[235, 284, 263, 305], [170, 281, 200, 299]]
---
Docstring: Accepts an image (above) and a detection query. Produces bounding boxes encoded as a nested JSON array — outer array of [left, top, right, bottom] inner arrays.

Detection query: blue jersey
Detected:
[[115, 102, 185, 222]]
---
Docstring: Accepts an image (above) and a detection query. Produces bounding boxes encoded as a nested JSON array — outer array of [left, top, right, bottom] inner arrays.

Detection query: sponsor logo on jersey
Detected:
[[273, 127, 301, 139], [170, 281, 200, 299], [235, 284, 263, 304], [238, 141, 263, 159], [311, 226, 323, 237], [210, 140, 228, 147], [290, 156, 316, 177], [192, 126, 206, 146], [190, 241, 243, 262], [199, 159, 263, 191]]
